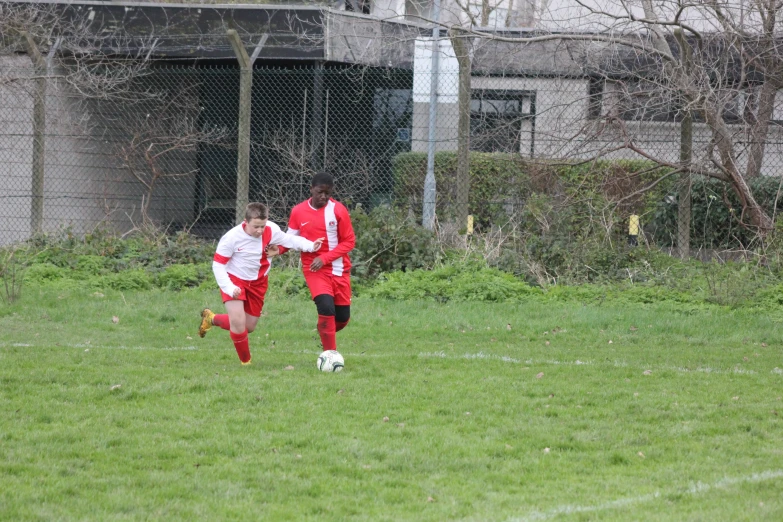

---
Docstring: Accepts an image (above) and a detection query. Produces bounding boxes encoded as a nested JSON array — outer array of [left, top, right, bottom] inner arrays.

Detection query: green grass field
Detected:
[[1, 284, 782, 521]]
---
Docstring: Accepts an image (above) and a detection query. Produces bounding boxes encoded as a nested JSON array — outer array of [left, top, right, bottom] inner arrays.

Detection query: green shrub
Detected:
[[268, 268, 310, 298], [25, 263, 67, 283], [351, 205, 439, 280], [1, 245, 35, 303], [75, 255, 111, 276], [366, 262, 540, 302], [392, 152, 529, 228], [648, 176, 783, 248], [104, 270, 153, 291], [392, 153, 674, 230], [756, 284, 783, 309], [155, 263, 210, 290]]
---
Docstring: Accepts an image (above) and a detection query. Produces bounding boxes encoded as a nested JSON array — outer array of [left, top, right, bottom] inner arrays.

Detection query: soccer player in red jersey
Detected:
[[286, 173, 355, 354], [198, 202, 324, 365]]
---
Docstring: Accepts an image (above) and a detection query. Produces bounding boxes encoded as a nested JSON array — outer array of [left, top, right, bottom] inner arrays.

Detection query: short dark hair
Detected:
[[245, 202, 268, 222], [311, 172, 334, 187]]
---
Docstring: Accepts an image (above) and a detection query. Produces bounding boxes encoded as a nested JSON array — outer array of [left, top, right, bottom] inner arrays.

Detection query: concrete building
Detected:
[[2, 0, 782, 244]]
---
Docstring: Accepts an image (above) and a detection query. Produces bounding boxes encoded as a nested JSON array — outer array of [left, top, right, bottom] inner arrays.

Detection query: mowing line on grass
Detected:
[[512, 469, 783, 522], [3, 342, 782, 378], [419, 351, 523, 363], [0, 342, 198, 351]]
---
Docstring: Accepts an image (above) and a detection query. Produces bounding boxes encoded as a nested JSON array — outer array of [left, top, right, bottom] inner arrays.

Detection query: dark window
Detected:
[[598, 79, 774, 124], [587, 78, 604, 119], [470, 89, 534, 153], [345, 0, 371, 14], [608, 80, 677, 122], [722, 88, 759, 124]]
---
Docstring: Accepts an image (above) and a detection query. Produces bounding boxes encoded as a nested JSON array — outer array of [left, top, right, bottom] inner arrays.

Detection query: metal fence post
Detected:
[[228, 30, 252, 224], [679, 111, 692, 259], [311, 62, 324, 172], [423, 0, 441, 231], [22, 32, 46, 235], [675, 29, 692, 259]]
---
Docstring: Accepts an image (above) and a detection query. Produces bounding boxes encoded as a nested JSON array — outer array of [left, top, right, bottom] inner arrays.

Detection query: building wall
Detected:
[[411, 71, 783, 178], [0, 56, 36, 245], [0, 56, 198, 245], [411, 74, 588, 158]]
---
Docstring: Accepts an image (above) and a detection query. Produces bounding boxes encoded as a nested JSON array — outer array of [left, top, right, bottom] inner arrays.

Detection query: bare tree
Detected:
[[111, 85, 231, 225], [0, 2, 155, 95], [459, 0, 781, 235], [337, 0, 782, 236], [1, 2, 239, 233], [253, 124, 374, 221], [594, 0, 778, 234]]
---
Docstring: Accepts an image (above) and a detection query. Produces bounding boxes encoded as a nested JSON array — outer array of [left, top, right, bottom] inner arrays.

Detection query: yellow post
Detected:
[[628, 214, 640, 246], [466, 215, 474, 235]]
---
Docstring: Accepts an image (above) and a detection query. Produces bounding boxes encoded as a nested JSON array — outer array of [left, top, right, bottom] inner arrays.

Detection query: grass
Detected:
[[1, 283, 782, 521]]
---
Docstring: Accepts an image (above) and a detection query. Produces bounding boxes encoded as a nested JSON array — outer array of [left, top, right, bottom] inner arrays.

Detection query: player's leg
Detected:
[[198, 306, 239, 335], [225, 299, 251, 364], [198, 307, 232, 336], [335, 306, 350, 331], [243, 276, 267, 334], [306, 270, 337, 351], [211, 312, 231, 331], [333, 275, 351, 332], [199, 274, 246, 336], [313, 293, 337, 351], [245, 314, 260, 333]]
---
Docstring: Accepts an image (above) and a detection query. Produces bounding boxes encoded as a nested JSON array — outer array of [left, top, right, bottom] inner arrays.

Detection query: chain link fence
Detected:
[[2, 59, 782, 261]]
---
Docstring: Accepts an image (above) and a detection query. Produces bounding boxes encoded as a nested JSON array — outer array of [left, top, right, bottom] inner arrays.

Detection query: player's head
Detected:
[[310, 172, 334, 209], [244, 202, 268, 238]]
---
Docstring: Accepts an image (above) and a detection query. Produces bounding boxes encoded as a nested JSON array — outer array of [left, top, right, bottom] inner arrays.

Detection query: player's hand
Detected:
[[310, 257, 324, 272], [265, 244, 280, 257], [312, 237, 325, 251], [232, 287, 242, 298]]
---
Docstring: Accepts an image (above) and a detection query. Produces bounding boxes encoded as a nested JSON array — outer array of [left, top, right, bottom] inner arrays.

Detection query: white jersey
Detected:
[[212, 220, 316, 296]]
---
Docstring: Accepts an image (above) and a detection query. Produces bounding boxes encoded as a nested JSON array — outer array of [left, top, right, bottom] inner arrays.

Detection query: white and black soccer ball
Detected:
[[316, 350, 344, 372]]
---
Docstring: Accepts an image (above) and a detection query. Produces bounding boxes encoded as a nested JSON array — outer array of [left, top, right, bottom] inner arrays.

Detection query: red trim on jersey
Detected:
[[318, 211, 355, 266], [214, 253, 230, 264], [257, 226, 273, 277]]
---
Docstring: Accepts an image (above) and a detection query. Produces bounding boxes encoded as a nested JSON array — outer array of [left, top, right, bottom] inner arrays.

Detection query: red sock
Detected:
[[229, 329, 251, 363], [317, 315, 336, 351], [335, 319, 350, 332], [213, 314, 230, 331]]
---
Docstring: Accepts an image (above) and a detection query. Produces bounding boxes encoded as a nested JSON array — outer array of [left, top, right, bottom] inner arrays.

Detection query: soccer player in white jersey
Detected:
[[285, 173, 355, 354], [198, 202, 324, 365]]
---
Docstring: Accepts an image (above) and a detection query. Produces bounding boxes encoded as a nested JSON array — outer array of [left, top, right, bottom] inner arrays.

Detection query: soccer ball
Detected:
[[316, 350, 344, 372]]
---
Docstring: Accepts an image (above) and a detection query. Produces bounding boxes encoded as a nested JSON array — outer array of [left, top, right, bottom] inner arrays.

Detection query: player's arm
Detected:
[[269, 223, 323, 252], [212, 236, 241, 297], [316, 205, 355, 264], [274, 210, 302, 256]]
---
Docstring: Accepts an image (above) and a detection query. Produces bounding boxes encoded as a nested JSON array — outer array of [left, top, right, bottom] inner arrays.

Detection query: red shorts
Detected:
[[220, 273, 268, 317], [304, 270, 351, 305]]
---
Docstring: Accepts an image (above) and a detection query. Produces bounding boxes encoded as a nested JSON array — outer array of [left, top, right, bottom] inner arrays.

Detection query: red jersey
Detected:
[[287, 198, 355, 276]]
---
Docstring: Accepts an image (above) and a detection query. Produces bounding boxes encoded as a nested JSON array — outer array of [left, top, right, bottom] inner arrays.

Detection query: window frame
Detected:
[[469, 88, 536, 154]]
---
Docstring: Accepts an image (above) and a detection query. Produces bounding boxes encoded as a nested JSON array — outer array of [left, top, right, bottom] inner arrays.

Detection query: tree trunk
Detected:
[[481, 0, 490, 26], [22, 32, 46, 235], [745, 79, 777, 178], [705, 107, 774, 235], [505, 0, 515, 27], [678, 111, 692, 259], [450, 30, 472, 233]]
